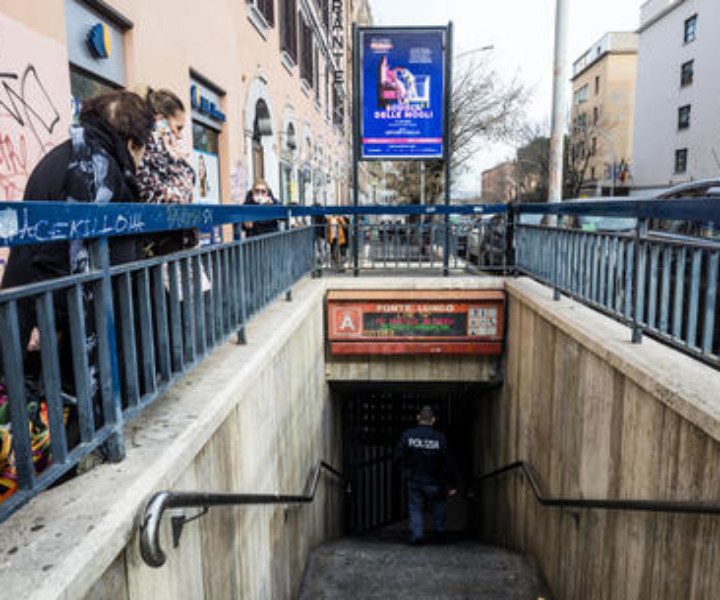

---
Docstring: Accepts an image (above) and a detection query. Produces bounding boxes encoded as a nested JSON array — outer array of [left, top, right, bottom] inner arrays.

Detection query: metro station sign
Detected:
[[327, 290, 505, 355]]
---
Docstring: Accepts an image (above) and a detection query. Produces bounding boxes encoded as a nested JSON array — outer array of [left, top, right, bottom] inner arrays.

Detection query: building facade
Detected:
[[570, 31, 637, 196], [481, 161, 516, 205], [0, 0, 363, 220], [632, 0, 720, 190]]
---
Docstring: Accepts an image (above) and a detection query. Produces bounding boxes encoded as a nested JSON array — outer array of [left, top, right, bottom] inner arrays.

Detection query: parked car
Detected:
[[449, 215, 475, 258], [467, 214, 506, 266], [651, 178, 720, 241]]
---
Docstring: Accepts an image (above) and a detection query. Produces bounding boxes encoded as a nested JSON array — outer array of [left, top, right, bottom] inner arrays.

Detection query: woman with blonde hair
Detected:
[[242, 178, 280, 237]]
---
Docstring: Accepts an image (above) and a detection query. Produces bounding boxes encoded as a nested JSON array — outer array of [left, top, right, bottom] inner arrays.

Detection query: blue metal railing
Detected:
[[0, 197, 718, 521], [514, 197, 720, 366], [0, 202, 314, 521]]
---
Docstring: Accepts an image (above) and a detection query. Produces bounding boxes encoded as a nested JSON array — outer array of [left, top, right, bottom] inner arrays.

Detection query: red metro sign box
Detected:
[[327, 290, 505, 355]]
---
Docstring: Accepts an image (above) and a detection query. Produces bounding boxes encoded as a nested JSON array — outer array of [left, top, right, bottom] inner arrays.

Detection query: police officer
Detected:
[[395, 406, 457, 544]]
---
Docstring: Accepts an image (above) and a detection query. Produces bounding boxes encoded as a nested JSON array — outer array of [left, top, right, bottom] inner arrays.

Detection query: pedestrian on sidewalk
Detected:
[[1, 91, 154, 457], [242, 179, 280, 237], [133, 87, 203, 391], [135, 86, 197, 257], [394, 406, 457, 544], [326, 214, 348, 271]]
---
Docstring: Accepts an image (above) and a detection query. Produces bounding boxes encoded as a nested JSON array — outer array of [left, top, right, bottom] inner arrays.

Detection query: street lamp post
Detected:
[[454, 45, 494, 61], [549, 0, 569, 204]]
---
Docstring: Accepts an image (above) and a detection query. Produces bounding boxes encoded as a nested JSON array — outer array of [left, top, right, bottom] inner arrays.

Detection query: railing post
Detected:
[[312, 221, 323, 279], [442, 22, 453, 277], [89, 237, 124, 461], [505, 204, 516, 275], [552, 211, 561, 300], [443, 218, 450, 277], [632, 217, 648, 344], [352, 23, 361, 278], [0, 301, 35, 492], [284, 230, 293, 302], [352, 215, 359, 277], [233, 224, 247, 345]]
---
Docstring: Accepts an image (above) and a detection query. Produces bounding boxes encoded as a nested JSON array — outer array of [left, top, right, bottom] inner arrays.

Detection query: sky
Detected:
[[369, 0, 645, 194]]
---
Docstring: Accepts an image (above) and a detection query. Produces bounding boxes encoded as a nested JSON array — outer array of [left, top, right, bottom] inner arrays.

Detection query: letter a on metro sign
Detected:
[[333, 308, 361, 337]]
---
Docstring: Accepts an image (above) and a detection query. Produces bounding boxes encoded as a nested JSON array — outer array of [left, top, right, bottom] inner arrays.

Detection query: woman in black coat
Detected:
[[1, 92, 154, 419], [242, 179, 281, 237], [3, 91, 154, 290]]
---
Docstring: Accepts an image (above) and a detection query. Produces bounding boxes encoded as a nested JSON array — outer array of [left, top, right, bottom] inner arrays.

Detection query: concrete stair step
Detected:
[[298, 535, 550, 600]]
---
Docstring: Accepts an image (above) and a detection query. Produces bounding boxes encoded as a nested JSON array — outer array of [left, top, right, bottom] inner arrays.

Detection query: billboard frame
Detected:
[[351, 22, 454, 276], [353, 25, 451, 163]]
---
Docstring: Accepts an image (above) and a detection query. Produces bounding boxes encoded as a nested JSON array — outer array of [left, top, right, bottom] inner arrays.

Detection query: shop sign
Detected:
[[86, 23, 111, 59], [331, 0, 344, 87], [190, 84, 226, 123], [327, 290, 505, 355]]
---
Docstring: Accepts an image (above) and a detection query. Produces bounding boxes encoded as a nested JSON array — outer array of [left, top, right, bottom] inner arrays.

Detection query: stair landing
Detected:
[[298, 534, 550, 600]]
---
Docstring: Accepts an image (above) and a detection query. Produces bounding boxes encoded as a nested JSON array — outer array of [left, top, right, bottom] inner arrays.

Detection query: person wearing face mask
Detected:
[[242, 179, 280, 237], [135, 87, 197, 257], [3, 90, 154, 294], [1, 91, 154, 452]]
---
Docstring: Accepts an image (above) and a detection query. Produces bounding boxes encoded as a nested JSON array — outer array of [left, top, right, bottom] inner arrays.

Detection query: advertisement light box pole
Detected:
[[351, 23, 453, 275]]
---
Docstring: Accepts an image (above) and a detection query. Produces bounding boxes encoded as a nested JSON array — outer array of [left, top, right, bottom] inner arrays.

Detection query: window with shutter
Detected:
[[300, 17, 314, 85], [321, 0, 329, 31], [260, 0, 275, 26], [279, 0, 297, 60], [247, 0, 275, 33], [314, 45, 320, 103], [333, 85, 344, 128]]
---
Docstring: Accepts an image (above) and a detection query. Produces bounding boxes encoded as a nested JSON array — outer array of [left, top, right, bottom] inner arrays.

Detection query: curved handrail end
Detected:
[[139, 491, 172, 568]]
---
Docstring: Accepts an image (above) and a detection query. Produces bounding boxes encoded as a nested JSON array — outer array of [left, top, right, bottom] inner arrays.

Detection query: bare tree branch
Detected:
[[390, 58, 530, 204]]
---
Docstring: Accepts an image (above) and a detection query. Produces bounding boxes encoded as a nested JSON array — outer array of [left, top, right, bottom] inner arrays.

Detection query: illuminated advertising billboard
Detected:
[[360, 28, 446, 160]]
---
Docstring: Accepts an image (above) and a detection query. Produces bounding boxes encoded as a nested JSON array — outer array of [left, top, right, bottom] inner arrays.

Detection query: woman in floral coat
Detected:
[[136, 87, 197, 256]]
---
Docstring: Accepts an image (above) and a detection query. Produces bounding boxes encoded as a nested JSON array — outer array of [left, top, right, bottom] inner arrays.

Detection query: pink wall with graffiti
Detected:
[[0, 13, 72, 199], [0, 13, 72, 280]]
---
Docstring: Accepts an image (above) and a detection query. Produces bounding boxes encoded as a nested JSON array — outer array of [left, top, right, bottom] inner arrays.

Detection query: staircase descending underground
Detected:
[[298, 527, 550, 600]]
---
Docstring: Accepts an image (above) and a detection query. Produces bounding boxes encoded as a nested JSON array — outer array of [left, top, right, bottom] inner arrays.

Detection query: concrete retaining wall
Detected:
[[1, 278, 341, 600], [478, 278, 720, 600], [8, 271, 719, 599]]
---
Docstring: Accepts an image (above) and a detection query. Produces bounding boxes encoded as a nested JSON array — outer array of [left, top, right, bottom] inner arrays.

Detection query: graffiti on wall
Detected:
[[0, 14, 72, 201], [0, 66, 61, 199]]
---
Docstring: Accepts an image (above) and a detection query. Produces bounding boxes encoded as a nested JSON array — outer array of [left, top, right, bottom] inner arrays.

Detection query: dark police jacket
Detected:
[[395, 423, 456, 487]]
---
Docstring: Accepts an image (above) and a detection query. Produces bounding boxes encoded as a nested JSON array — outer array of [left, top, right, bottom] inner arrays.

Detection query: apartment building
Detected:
[[0, 0, 365, 214], [481, 161, 516, 205], [632, 0, 720, 189], [570, 31, 638, 196]]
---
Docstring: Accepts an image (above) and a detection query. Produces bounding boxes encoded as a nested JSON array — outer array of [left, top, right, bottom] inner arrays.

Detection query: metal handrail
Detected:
[[139, 460, 344, 568], [476, 461, 720, 515]]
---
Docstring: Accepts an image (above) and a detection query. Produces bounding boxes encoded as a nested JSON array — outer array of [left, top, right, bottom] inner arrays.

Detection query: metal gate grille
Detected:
[[339, 384, 478, 535]]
